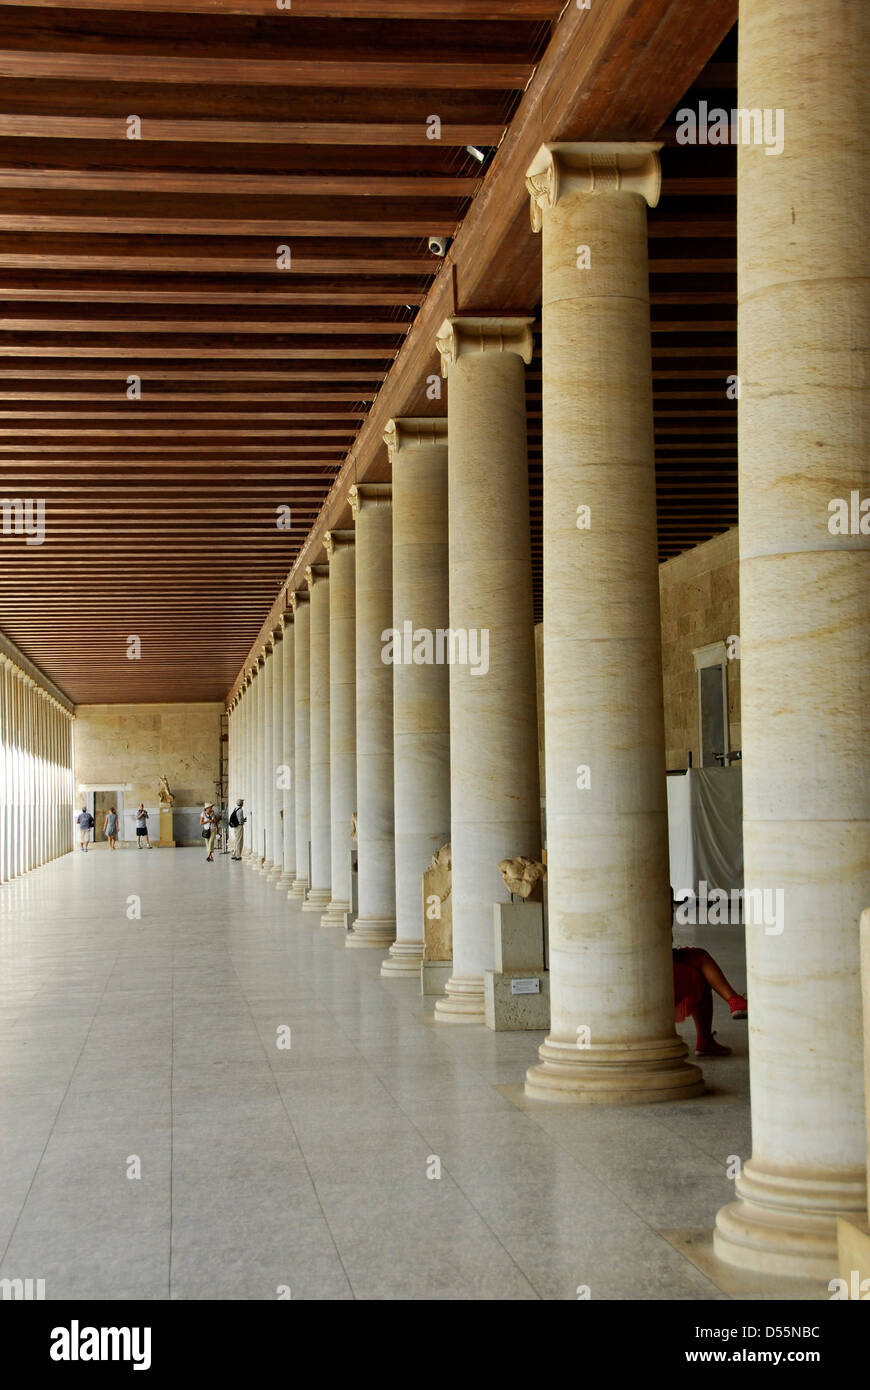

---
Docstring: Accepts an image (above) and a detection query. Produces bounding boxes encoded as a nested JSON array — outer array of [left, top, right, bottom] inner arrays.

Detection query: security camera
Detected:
[[428, 236, 449, 256]]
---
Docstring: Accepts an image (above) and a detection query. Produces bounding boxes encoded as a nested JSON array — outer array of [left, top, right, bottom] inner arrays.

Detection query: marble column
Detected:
[[251, 656, 266, 867], [267, 626, 285, 881], [323, 530, 357, 927], [303, 564, 332, 913], [257, 643, 275, 873], [0, 658, 9, 882], [381, 417, 451, 978], [278, 606, 297, 892], [289, 589, 311, 899], [713, 0, 870, 1276], [347, 483, 396, 949], [433, 318, 541, 1022], [241, 673, 256, 860], [522, 143, 703, 1103]]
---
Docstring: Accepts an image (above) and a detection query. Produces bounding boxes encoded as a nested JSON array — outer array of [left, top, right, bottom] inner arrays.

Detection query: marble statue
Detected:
[[157, 775, 174, 807]]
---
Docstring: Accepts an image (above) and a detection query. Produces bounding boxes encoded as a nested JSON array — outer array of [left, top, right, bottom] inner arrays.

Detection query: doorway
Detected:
[[93, 790, 120, 844]]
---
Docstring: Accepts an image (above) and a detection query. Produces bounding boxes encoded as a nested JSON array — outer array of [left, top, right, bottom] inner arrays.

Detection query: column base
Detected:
[[380, 938, 424, 978], [346, 917, 396, 949], [713, 1161, 867, 1280], [434, 975, 486, 1024], [302, 887, 332, 913], [256, 858, 275, 875], [524, 1034, 704, 1105], [321, 899, 349, 928], [288, 876, 309, 900], [265, 863, 283, 882], [276, 871, 296, 891]]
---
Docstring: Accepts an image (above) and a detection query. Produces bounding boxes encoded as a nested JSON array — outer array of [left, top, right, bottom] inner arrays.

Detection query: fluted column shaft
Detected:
[[267, 630, 285, 880], [304, 565, 332, 912], [290, 591, 311, 898], [522, 143, 703, 1102], [241, 676, 255, 859], [252, 660, 266, 866], [347, 484, 396, 948], [713, 0, 870, 1277], [258, 646, 275, 872], [381, 418, 450, 978], [323, 531, 357, 926], [1, 659, 10, 882], [433, 319, 541, 1022], [279, 611, 297, 891]]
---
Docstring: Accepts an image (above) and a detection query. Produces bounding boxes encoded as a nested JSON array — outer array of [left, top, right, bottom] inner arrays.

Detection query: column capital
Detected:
[[435, 316, 534, 377], [305, 562, 329, 590], [263, 639, 274, 656], [349, 482, 392, 516], [271, 623, 283, 643], [289, 588, 310, 612], [383, 416, 447, 460], [324, 528, 355, 556], [526, 142, 662, 231], [256, 655, 265, 670]]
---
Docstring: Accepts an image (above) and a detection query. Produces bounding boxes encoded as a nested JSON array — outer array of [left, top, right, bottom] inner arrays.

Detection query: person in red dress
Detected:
[[672, 891, 748, 1056]]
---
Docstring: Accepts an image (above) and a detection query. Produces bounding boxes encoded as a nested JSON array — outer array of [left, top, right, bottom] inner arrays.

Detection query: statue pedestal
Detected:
[[158, 808, 175, 847]]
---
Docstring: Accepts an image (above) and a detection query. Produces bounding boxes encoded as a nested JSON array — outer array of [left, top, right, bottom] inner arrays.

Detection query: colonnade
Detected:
[[0, 651, 74, 883], [226, 0, 869, 1283]]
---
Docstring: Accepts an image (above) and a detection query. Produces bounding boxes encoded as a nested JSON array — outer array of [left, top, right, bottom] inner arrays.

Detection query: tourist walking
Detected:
[[103, 806, 119, 850], [200, 802, 219, 861], [228, 798, 246, 860], [135, 803, 152, 848], [76, 806, 94, 852]]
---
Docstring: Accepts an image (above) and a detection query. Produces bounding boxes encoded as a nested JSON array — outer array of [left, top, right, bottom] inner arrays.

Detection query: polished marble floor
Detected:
[[0, 848, 824, 1300]]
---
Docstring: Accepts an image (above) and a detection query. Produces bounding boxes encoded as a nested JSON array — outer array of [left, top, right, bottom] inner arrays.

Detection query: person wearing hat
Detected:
[[228, 798, 246, 860], [200, 802, 219, 861]]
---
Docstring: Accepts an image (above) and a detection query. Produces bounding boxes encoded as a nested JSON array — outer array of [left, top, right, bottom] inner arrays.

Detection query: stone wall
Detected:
[[73, 703, 223, 845], [658, 528, 741, 770]]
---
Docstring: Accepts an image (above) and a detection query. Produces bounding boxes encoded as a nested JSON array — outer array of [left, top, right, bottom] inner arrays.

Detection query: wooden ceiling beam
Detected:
[[0, 284, 429, 305], [0, 116, 507, 145], [0, 367, 387, 379], [0, 344, 397, 357], [0, 317, 410, 334], [0, 54, 533, 90], [0, 169, 481, 197], [5, 1, 562, 16], [0, 234, 435, 273]]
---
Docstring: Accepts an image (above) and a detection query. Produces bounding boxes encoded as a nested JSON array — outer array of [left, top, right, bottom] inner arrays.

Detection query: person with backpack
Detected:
[[76, 806, 94, 852], [228, 798, 246, 860]]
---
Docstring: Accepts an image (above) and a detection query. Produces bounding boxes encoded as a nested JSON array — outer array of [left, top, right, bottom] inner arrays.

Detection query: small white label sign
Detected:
[[510, 978, 541, 995]]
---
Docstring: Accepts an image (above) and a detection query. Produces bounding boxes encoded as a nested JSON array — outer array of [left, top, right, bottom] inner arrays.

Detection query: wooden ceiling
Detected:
[[0, 0, 737, 705]]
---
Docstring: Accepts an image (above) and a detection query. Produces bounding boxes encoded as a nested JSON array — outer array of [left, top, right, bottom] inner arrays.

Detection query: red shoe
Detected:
[[728, 995, 748, 1019], [695, 1033, 732, 1057]]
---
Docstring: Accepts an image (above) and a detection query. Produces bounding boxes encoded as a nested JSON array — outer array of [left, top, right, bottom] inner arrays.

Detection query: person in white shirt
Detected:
[[200, 802, 219, 861], [228, 799, 246, 860]]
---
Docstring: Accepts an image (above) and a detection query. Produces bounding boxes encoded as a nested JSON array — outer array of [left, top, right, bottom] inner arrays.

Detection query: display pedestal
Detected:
[[158, 808, 176, 848]]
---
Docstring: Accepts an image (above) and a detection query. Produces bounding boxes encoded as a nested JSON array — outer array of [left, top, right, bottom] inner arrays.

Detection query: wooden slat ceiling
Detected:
[[0, 0, 737, 705]]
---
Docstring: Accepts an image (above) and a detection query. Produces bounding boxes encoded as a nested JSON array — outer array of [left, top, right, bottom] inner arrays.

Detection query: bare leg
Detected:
[[690, 984, 731, 1055], [690, 948, 741, 1004]]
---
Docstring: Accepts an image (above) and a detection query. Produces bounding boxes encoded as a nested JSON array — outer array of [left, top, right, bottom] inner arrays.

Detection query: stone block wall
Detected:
[[72, 703, 223, 845], [658, 528, 741, 770]]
